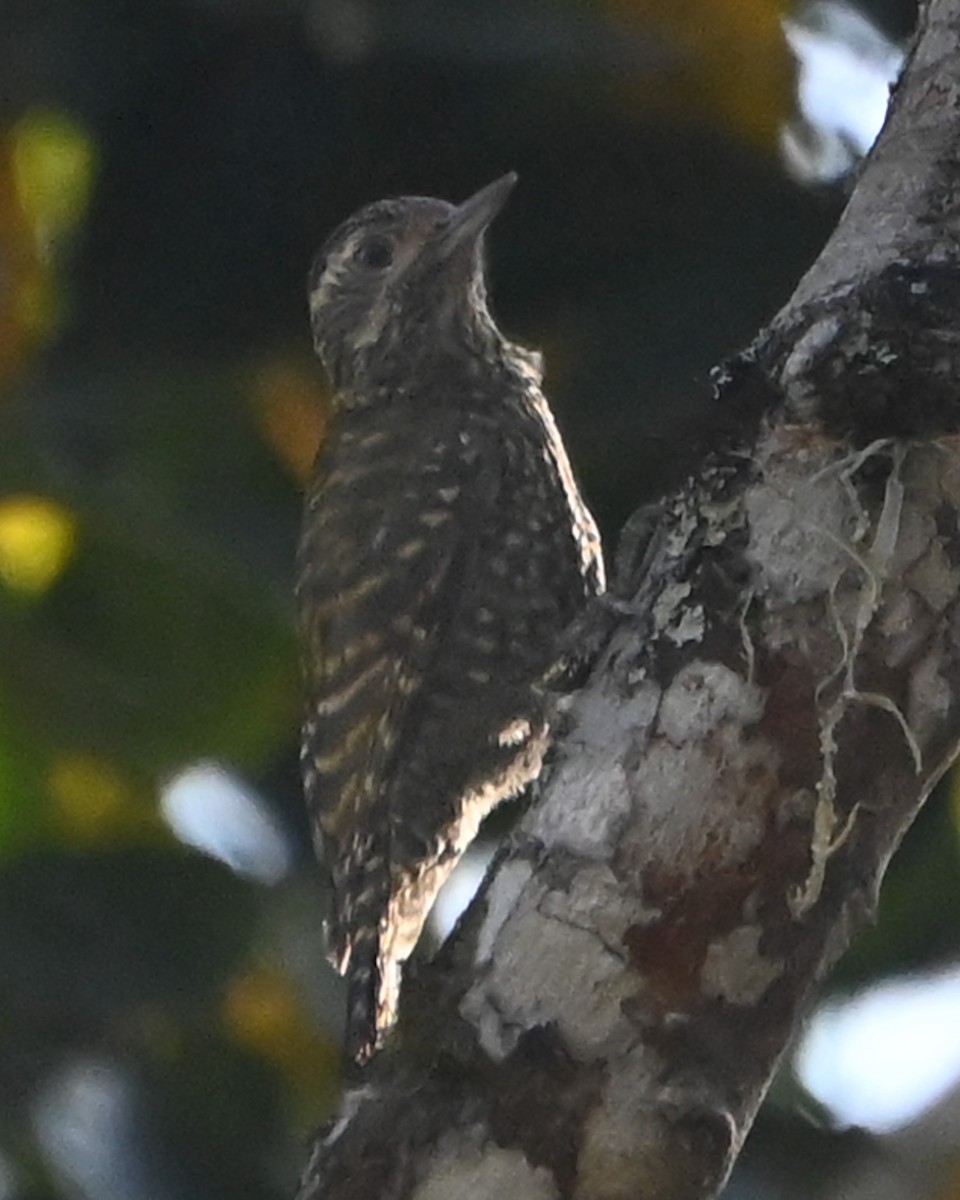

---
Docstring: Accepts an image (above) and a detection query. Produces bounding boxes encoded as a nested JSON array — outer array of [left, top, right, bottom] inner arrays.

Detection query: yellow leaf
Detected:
[[223, 967, 340, 1116], [251, 359, 329, 484], [48, 753, 154, 843], [607, 0, 792, 147], [0, 494, 77, 596], [12, 109, 97, 242]]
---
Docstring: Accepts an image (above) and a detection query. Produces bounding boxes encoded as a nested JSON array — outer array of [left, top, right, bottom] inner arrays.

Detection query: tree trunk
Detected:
[[296, 2, 960, 1196]]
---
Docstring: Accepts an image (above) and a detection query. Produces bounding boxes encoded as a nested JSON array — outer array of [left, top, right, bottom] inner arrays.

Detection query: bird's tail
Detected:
[[340, 853, 403, 1067], [343, 923, 381, 1067]]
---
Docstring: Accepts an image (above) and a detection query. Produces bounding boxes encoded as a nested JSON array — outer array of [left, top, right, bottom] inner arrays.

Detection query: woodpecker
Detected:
[[297, 174, 604, 1065]]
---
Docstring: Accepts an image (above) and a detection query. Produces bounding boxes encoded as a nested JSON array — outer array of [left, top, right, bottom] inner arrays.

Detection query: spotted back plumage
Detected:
[[297, 175, 604, 1065]]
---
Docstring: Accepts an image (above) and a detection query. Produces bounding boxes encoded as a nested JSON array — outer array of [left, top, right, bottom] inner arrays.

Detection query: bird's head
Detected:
[[308, 173, 517, 394]]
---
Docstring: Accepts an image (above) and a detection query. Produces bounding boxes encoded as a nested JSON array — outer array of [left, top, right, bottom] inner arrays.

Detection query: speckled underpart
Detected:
[[297, 175, 604, 1065]]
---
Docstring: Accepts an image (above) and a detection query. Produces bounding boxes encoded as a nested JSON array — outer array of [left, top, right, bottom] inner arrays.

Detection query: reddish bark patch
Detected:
[[755, 657, 821, 789]]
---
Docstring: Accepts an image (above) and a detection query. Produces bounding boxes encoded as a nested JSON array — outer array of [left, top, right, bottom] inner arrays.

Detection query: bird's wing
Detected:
[[296, 412, 497, 969]]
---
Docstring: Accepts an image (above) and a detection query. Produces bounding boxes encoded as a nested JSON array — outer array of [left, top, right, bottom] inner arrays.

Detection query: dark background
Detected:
[[4, 2, 957, 1198]]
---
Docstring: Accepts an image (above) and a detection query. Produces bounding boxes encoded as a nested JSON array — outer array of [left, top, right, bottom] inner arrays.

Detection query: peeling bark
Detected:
[[295, 3, 960, 1197]]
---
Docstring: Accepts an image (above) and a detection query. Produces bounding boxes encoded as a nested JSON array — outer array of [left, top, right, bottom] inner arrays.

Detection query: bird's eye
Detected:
[[354, 236, 394, 270]]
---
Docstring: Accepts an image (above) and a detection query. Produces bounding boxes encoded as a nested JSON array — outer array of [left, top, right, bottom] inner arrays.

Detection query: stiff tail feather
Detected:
[[340, 849, 403, 1066], [343, 924, 381, 1067]]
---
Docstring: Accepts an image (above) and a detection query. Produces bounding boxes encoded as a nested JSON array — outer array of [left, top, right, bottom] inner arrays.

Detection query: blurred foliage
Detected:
[[608, 0, 793, 145], [0, 0, 950, 1198]]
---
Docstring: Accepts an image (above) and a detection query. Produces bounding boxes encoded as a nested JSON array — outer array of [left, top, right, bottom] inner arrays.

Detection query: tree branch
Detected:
[[296, 3, 960, 1196]]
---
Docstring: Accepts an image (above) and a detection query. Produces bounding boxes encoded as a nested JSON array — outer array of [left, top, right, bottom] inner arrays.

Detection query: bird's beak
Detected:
[[435, 173, 517, 257]]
